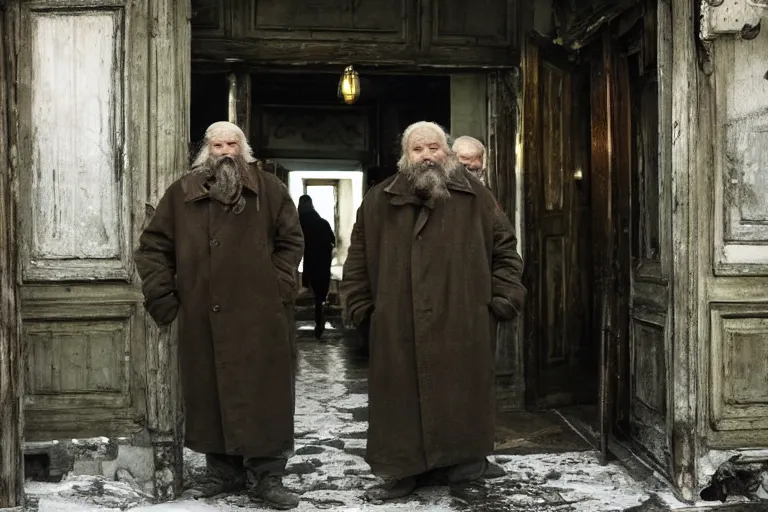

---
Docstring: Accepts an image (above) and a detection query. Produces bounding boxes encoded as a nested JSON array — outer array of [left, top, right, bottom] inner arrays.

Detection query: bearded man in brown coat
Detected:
[[134, 121, 303, 510], [341, 121, 526, 501]]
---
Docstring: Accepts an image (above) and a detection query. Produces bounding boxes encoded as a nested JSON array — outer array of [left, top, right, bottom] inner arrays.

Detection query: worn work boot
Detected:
[[484, 460, 506, 479], [443, 460, 487, 484], [248, 475, 300, 510], [450, 480, 488, 502], [444, 460, 491, 503], [363, 476, 417, 502], [193, 453, 246, 498], [193, 474, 246, 498]]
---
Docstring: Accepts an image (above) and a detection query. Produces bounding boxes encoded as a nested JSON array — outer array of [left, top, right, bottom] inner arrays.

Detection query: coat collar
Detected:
[[383, 169, 476, 206], [182, 162, 261, 203]]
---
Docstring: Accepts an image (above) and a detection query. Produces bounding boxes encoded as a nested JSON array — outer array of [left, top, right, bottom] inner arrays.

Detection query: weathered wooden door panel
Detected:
[[247, 0, 412, 41], [423, 0, 518, 62], [0, 4, 24, 508], [699, 0, 768, 476], [191, 0, 420, 63], [20, 10, 131, 282], [626, 59, 670, 469], [612, 5, 673, 474], [190, 0, 518, 66], [16, 1, 146, 442], [523, 37, 593, 408], [191, 0, 228, 38], [11, 0, 190, 496]]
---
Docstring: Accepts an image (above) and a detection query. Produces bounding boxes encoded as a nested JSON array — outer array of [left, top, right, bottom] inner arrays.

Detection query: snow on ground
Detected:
[[22, 336, 720, 511], [28, 450, 675, 511]]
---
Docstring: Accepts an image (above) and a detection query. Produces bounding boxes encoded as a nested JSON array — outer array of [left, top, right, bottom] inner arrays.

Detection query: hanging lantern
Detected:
[[338, 65, 360, 104]]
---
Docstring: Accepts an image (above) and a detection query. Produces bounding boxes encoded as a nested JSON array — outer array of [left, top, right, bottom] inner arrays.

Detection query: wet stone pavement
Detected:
[[29, 322, 689, 511]]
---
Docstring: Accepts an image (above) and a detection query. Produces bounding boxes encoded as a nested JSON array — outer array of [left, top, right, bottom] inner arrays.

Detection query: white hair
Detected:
[[191, 121, 256, 168], [396, 121, 451, 171], [452, 135, 486, 169], [452, 136, 485, 156]]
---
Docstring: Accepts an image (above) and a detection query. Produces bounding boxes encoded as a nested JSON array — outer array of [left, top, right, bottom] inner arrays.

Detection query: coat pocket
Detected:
[[146, 292, 180, 326], [276, 274, 297, 305]]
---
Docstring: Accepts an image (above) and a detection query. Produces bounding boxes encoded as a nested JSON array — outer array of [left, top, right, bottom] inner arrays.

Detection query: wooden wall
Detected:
[[190, 0, 519, 67]]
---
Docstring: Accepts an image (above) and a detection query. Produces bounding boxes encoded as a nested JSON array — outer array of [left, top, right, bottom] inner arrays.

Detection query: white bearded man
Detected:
[[341, 121, 526, 501], [134, 121, 303, 509], [452, 135, 487, 185]]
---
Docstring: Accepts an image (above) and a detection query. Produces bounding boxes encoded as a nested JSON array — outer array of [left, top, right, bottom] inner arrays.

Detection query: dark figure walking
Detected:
[[298, 195, 335, 339]]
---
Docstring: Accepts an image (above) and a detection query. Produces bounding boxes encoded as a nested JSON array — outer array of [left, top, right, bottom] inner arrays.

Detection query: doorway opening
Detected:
[[285, 160, 365, 279], [190, 65, 604, 455], [518, 37, 602, 454], [187, 65, 606, 469], [518, 1, 668, 478]]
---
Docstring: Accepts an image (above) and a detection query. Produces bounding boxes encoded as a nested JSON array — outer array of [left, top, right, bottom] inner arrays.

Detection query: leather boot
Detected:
[[364, 476, 417, 502], [248, 474, 300, 510]]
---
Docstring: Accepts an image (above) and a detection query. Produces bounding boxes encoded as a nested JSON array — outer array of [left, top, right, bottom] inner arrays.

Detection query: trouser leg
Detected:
[[314, 299, 326, 338], [206, 453, 245, 480], [243, 455, 288, 480]]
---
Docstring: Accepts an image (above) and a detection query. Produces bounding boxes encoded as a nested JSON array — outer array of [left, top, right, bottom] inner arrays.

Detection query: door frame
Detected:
[[0, 1, 23, 508], [589, 30, 619, 465]]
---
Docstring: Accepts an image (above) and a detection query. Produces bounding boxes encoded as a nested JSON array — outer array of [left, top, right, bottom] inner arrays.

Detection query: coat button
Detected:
[[210, 239, 220, 247], [417, 235, 423, 241], [211, 304, 221, 312]]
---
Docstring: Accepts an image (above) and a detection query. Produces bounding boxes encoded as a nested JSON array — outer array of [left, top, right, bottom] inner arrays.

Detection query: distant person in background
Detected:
[[298, 195, 335, 339], [452, 136, 487, 185]]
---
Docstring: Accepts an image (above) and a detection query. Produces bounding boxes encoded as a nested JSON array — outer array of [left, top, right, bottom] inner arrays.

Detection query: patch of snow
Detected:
[[28, 450, 671, 511], [26, 342, 694, 511]]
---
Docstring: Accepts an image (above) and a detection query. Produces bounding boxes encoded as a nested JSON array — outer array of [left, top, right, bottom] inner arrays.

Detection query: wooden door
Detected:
[[613, 4, 673, 474], [523, 36, 594, 408], [0, 4, 23, 507], [10, 0, 190, 498]]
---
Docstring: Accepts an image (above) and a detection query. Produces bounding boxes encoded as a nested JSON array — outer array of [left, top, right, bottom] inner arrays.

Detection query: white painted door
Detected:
[[10, 0, 190, 497]]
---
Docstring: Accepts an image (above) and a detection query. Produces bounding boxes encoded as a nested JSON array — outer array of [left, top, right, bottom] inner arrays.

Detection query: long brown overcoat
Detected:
[[341, 170, 525, 479], [134, 162, 303, 457]]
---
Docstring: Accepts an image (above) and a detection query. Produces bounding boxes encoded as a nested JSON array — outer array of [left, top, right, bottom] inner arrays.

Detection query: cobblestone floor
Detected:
[[26, 322, 740, 511]]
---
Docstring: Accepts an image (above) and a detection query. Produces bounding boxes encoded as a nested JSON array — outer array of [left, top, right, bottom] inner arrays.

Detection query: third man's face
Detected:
[[407, 130, 447, 167], [209, 135, 241, 158], [456, 149, 483, 171]]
